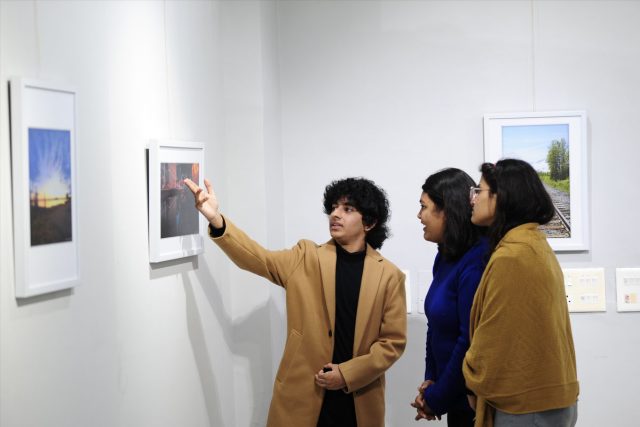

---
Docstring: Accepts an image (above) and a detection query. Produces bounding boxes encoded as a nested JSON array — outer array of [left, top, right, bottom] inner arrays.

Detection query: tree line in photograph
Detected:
[[539, 138, 569, 194]]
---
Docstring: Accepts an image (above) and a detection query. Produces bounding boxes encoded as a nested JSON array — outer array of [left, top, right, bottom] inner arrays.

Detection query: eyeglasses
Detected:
[[469, 186, 490, 201]]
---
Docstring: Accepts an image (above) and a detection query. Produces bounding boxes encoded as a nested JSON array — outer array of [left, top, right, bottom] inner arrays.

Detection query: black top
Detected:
[[317, 243, 365, 427], [209, 221, 225, 237], [332, 243, 365, 363]]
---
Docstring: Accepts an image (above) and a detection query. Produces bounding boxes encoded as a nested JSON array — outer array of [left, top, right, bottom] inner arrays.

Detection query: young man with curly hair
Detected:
[[184, 177, 407, 427]]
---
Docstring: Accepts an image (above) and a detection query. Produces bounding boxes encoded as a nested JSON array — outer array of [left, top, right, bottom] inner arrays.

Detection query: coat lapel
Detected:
[[354, 245, 383, 354], [318, 242, 336, 335]]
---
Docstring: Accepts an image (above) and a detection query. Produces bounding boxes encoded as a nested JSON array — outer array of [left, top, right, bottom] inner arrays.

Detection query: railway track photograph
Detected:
[[502, 123, 571, 238]]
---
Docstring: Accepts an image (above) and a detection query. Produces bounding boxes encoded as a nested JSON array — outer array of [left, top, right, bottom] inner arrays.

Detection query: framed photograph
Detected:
[[148, 140, 205, 263], [483, 111, 589, 251], [10, 78, 79, 298], [616, 268, 640, 312]]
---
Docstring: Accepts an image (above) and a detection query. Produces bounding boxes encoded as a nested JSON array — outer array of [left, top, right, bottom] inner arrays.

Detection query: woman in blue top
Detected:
[[411, 168, 488, 426]]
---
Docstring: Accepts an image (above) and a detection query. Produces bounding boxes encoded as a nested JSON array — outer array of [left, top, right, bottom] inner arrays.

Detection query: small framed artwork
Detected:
[[483, 111, 589, 251], [10, 78, 79, 298], [616, 268, 640, 312], [148, 140, 204, 263]]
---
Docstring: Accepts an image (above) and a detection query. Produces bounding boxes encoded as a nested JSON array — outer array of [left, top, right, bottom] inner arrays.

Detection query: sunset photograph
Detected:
[[29, 128, 72, 246]]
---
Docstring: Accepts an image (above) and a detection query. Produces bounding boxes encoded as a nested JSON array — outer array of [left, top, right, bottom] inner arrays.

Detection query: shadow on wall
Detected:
[[184, 260, 275, 427]]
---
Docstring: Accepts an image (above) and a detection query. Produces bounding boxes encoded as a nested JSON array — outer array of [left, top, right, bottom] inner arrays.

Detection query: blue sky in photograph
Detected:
[[502, 124, 569, 172], [29, 128, 71, 197]]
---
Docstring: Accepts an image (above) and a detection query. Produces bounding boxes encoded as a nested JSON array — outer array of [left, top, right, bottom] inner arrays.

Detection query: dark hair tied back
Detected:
[[480, 159, 555, 252]]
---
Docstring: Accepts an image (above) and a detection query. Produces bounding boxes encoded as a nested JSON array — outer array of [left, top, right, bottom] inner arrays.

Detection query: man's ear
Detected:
[[364, 221, 377, 232]]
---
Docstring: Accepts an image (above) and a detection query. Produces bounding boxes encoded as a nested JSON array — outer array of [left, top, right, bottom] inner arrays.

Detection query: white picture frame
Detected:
[[148, 140, 205, 263], [10, 78, 79, 298], [616, 268, 640, 312], [483, 111, 589, 252]]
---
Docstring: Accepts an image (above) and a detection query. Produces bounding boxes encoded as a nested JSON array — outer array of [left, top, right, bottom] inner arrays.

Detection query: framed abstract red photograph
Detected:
[[148, 140, 205, 263]]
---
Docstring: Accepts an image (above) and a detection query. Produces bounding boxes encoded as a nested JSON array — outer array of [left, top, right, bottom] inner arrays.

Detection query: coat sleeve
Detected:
[[209, 215, 306, 288], [338, 273, 407, 392]]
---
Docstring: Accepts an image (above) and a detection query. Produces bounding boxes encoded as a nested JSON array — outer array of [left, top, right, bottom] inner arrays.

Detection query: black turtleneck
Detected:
[[317, 243, 365, 427], [332, 243, 366, 364]]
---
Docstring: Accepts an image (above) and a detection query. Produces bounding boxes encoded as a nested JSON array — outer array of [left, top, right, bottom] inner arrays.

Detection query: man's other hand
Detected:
[[314, 363, 346, 391]]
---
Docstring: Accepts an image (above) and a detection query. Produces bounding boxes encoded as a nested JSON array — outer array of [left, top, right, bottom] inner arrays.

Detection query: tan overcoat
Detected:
[[210, 216, 407, 427]]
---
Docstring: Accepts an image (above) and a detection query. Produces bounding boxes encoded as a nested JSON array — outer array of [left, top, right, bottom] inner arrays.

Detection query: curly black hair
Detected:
[[422, 168, 486, 261], [323, 177, 390, 249]]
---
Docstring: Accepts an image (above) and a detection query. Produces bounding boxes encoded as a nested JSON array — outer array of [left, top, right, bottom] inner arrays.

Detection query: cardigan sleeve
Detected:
[[423, 260, 484, 415]]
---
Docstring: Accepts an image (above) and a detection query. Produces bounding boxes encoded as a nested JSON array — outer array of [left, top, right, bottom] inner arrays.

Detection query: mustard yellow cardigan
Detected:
[[463, 223, 579, 426]]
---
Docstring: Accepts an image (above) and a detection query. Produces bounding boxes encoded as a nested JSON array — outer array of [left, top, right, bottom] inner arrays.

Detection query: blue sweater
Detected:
[[423, 238, 488, 415]]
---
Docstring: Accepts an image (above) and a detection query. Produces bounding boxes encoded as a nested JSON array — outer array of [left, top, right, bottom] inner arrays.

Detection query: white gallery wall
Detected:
[[0, 1, 283, 426], [1, 1, 639, 427], [277, 1, 640, 426]]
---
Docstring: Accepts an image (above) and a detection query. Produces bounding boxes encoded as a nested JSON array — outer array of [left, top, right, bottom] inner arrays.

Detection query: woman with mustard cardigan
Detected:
[[463, 159, 579, 427]]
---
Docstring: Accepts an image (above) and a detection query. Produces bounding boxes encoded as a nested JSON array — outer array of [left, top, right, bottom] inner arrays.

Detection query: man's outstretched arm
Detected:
[[183, 178, 305, 288]]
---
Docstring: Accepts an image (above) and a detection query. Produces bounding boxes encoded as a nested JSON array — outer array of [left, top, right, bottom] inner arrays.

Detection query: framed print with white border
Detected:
[[10, 78, 79, 298], [616, 268, 640, 312], [483, 111, 589, 251], [148, 140, 204, 263]]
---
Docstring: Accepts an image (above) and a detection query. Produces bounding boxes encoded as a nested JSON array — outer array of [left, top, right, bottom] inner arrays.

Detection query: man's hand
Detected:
[[410, 380, 440, 421], [183, 178, 223, 228], [314, 364, 346, 391]]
